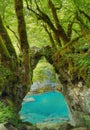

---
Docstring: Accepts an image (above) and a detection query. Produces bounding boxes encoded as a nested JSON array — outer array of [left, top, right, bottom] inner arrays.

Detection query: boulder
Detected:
[[5, 123, 17, 130], [23, 97, 35, 102], [41, 127, 48, 130], [0, 124, 8, 130], [71, 127, 88, 130], [48, 128, 55, 130], [58, 123, 73, 130]]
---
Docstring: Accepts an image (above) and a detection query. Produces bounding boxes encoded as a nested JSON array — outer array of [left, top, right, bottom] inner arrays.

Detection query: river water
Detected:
[[20, 91, 69, 124]]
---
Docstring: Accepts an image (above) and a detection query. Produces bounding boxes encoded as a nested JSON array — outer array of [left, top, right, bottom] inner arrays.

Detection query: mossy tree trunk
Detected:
[[0, 0, 32, 112], [14, 0, 31, 87], [0, 36, 11, 64], [0, 16, 16, 57], [0, 15, 17, 69]]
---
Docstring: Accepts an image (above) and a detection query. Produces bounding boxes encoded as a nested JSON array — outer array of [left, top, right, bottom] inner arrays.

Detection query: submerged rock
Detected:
[[23, 97, 35, 102]]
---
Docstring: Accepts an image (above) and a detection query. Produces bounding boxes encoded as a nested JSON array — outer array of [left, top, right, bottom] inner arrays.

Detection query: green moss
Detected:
[[0, 36, 11, 59], [0, 65, 12, 97], [0, 64, 12, 87], [88, 100, 90, 107], [0, 101, 19, 126], [6, 98, 15, 108], [81, 114, 90, 128], [0, 77, 4, 88], [53, 49, 90, 86], [0, 64, 12, 81]]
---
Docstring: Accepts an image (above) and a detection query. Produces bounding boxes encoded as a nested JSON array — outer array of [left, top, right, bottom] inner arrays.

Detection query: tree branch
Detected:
[[43, 24, 57, 49], [0, 15, 17, 57], [6, 25, 20, 43], [60, 34, 83, 55], [67, 18, 75, 41], [76, 11, 90, 32], [80, 10, 90, 21], [26, 1, 62, 46], [0, 36, 11, 59], [48, 0, 69, 44]]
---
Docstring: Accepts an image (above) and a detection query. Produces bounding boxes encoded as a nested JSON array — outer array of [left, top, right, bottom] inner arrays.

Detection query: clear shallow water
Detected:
[[20, 91, 69, 124]]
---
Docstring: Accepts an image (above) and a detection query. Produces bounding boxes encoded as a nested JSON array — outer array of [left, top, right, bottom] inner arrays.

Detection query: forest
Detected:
[[0, 0, 90, 130]]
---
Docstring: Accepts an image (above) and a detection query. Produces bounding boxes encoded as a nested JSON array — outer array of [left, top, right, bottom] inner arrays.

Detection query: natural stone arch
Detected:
[[21, 55, 70, 125], [30, 45, 90, 127]]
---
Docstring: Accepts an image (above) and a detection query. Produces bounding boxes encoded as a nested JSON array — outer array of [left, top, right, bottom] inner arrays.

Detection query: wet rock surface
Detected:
[[71, 127, 89, 130], [59, 81, 90, 127], [1, 123, 89, 130]]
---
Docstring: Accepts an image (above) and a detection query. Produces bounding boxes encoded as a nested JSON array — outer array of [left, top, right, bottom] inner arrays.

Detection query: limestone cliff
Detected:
[[30, 46, 90, 128], [52, 50, 90, 128], [0, 45, 89, 128]]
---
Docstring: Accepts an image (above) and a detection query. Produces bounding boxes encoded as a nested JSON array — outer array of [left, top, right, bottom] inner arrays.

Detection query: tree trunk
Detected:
[[0, 37, 11, 66], [0, 15, 16, 57], [14, 0, 31, 87], [0, 16, 17, 69]]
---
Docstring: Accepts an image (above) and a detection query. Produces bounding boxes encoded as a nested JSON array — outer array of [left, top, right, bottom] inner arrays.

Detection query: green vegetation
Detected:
[[33, 57, 57, 83], [24, 0, 90, 86], [0, 64, 12, 95], [0, 65, 12, 79], [32, 57, 58, 93], [81, 114, 90, 128], [0, 101, 19, 126], [55, 48, 90, 86], [0, 0, 90, 128]]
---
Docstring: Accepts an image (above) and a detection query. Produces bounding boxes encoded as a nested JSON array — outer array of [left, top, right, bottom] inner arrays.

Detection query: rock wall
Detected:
[[56, 77, 90, 127], [55, 78, 89, 128], [0, 46, 89, 127], [30, 46, 90, 127]]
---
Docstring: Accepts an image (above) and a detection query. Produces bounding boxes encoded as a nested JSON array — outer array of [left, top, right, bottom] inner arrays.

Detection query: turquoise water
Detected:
[[20, 91, 69, 124]]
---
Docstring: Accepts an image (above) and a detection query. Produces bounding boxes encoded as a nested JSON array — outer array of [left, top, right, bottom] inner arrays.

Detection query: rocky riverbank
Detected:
[[0, 122, 89, 130]]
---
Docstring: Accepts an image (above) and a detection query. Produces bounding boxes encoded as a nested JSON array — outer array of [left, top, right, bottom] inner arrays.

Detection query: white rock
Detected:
[[20, 115, 25, 119], [78, 82, 82, 88], [23, 97, 35, 102], [0, 124, 7, 130]]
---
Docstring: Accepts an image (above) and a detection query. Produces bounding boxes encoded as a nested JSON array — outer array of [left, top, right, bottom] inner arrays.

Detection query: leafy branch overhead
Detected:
[[25, 0, 90, 86], [25, 0, 86, 50], [0, 0, 90, 82], [0, 0, 90, 128]]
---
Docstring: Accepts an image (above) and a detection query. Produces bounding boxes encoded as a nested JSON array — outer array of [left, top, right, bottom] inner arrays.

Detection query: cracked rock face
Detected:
[[58, 81, 90, 127], [67, 84, 90, 114]]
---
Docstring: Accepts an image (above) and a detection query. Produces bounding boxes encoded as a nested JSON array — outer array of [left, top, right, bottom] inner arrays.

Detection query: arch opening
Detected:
[[20, 57, 70, 125]]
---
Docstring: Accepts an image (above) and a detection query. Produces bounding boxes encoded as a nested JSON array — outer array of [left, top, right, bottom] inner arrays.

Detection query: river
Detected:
[[20, 91, 69, 124]]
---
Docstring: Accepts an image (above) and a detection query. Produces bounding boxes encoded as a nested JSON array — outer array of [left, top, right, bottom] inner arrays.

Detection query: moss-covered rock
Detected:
[[0, 101, 19, 126]]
